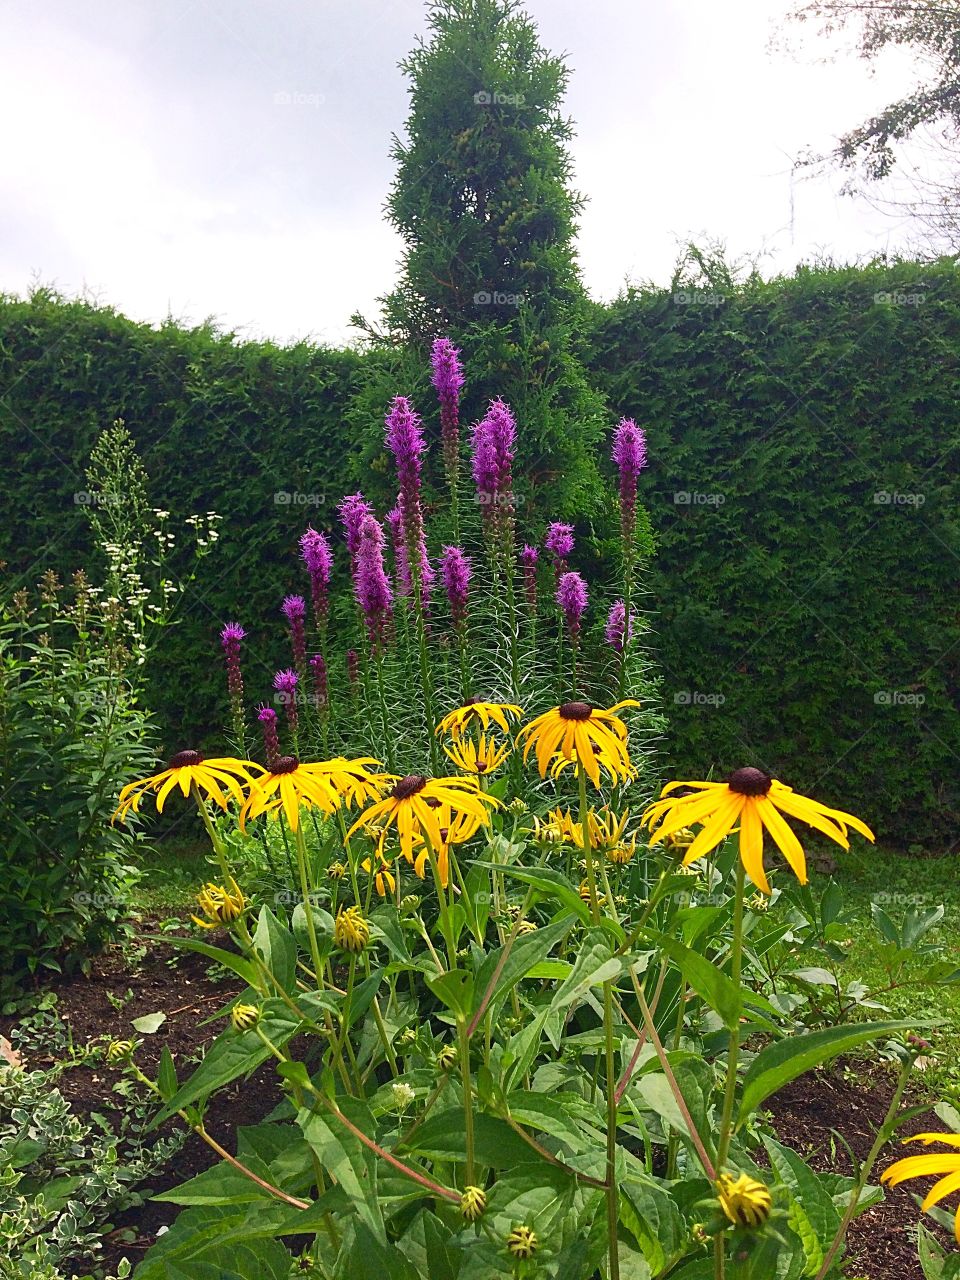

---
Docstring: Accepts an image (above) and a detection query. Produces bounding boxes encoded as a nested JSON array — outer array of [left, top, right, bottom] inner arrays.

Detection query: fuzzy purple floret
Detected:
[[385, 397, 433, 598], [431, 338, 465, 470], [339, 493, 373, 564], [273, 668, 299, 734], [220, 622, 245, 700], [556, 571, 588, 637], [471, 398, 516, 512], [300, 527, 333, 623], [605, 600, 635, 653], [386, 505, 433, 602], [282, 595, 307, 670], [354, 514, 394, 651], [612, 418, 647, 537], [441, 545, 471, 625], [545, 522, 575, 563]]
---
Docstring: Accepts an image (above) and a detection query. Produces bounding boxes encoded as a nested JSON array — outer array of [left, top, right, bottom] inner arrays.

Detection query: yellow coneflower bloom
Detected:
[[348, 773, 498, 863], [716, 1172, 773, 1229], [443, 731, 511, 776], [240, 755, 383, 832], [577, 807, 636, 865], [517, 700, 640, 788], [533, 806, 581, 845], [882, 1134, 960, 1243], [361, 853, 396, 897], [436, 700, 523, 740], [192, 878, 246, 929], [115, 750, 261, 822], [642, 768, 875, 895]]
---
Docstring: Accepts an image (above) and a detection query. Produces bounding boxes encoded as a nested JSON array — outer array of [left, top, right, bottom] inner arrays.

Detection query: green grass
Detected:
[[131, 836, 215, 914], [811, 850, 960, 1099]]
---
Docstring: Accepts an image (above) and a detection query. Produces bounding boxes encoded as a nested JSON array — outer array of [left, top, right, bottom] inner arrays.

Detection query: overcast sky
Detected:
[[0, 0, 922, 346]]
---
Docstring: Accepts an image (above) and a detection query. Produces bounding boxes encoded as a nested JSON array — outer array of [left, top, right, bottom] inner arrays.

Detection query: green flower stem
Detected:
[[191, 786, 234, 888], [503, 547, 521, 702], [813, 1055, 913, 1280], [714, 858, 745, 1176], [578, 762, 620, 1280], [410, 562, 440, 775], [422, 829, 456, 967], [371, 651, 397, 773], [291, 818, 325, 985], [457, 1019, 475, 1185]]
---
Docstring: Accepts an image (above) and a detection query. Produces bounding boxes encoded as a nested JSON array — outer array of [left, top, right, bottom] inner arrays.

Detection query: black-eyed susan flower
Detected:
[[506, 1225, 539, 1259], [517, 700, 640, 788], [230, 1003, 260, 1032], [334, 905, 369, 954], [882, 1133, 960, 1243], [580, 807, 636, 864], [240, 755, 384, 832], [411, 808, 481, 887], [436, 1044, 458, 1071], [460, 1185, 487, 1222], [115, 750, 261, 822], [642, 768, 875, 895], [361, 853, 396, 897], [348, 773, 498, 863], [533, 806, 580, 845], [436, 700, 523, 739], [192, 878, 246, 929], [443, 731, 511, 776], [716, 1172, 773, 1229], [327, 861, 346, 881]]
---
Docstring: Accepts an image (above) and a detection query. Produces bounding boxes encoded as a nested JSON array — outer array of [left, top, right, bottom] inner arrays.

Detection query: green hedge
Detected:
[[3, 262, 958, 847], [586, 258, 960, 850]]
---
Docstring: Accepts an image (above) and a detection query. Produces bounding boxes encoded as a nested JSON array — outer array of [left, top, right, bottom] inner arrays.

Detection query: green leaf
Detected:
[[737, 1020, 918, 1123], [763, 1136, 841, 1275], [156, 1045, 178, 1102], [402, 1109, 535, 1168], [549, 928, 621, 1014], [425, 967, 474, 1020], [472, 914, 575, 1017], [131, 1010, 166, 1034], [147, 935, 260, 989], [474, 861, 592, 924], [252, 905, 297, 989], [298, 1097, 385, 1242]]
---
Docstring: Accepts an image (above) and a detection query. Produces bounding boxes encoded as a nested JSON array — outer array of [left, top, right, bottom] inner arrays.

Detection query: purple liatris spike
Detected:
[[605, 600, 635, 653], [385, 396, 432, 597], [300, 527, 333, 625], [556, 571, 588, 640], [346, 648, 360, 685], [258, 705, 281, 771], [385, 506, 411, 598], [339, 493, 373, 567], [471, 398, 516, 516], [273, 668, 299, 736], [612, 418, 647, 544], [519, 545, 539, 609], [281, 595, 307, 671], [545, 522, 574, 573], [219, 622, 245, 701], [431, 337, 464, 476], [309, 652, 328, 711], [354, 514, 393, 652], [441, 545, 471, 627]]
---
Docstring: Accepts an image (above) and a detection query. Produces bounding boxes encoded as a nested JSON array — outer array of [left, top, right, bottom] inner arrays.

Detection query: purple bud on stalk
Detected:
[[299, 527, 333, 625], [431, 337, 465, 477], [258, 705, 281, 771], [385, 397, 432, 601], [556, 571, 588, 641], [354, 514, 393, 653], [346, 648, 360, 685], [273, 668, 299, 737], [612, 418, 647, 544], [605, 600, 635, 653], [281, 595, 307, 671], [519, 545, 538, 610], [309, 652, 328, 711], [441, 545, 471, 627], [471, 399, 516, 529], [338, 493, 373, 568], [545, 522, 575, 571], [219, 622, 246, 701]]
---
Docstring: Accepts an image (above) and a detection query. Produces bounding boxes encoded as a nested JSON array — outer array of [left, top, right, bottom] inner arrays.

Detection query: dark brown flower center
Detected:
[[169, 749, 203, 769], [393, 774, 428, 800], [274, 755, 299, 775], [727, 767, 772, 797], [559, 701, 592, 721]]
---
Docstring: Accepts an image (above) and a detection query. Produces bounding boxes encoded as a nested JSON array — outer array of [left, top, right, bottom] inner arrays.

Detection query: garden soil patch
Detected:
[[2, 939, 953, 1279]]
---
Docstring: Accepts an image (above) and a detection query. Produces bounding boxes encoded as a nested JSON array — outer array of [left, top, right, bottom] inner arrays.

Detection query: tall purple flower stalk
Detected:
[[339, 493, 373, 571], [220, 622, 246, 742], [273, 668, 299, 739], [346, 648, 360, 688], [441, 546, 471, 627], [605, 600, 635, 653], [299, 527, 333, 628], [258, 705, 281, 771], [612, 418, 647, 547], [354, 513, 393, 653], [519, 545, 539, 611], [556, 571, 588, 642], [471, 398, 516, 537], [431, 337, 465, 480], [545, 522, 574, 577], [385, 396, 432, 603], [281, 595, 307, 672], [309, 652, 328, 712]]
